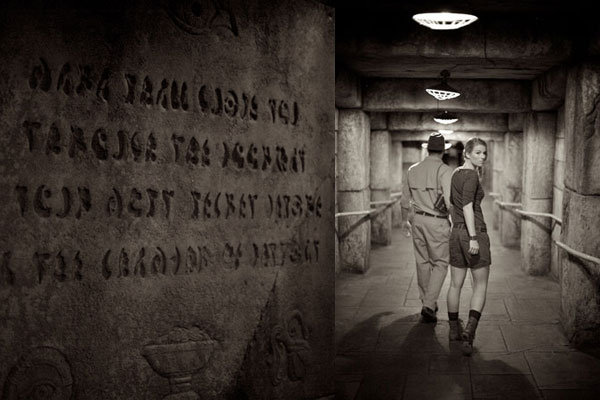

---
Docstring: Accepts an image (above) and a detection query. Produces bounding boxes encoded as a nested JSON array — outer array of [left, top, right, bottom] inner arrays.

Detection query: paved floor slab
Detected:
[[335, 198, 600, 399]]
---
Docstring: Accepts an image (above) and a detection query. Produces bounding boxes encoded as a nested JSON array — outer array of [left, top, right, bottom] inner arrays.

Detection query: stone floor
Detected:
[[335, 200, 600, 400]]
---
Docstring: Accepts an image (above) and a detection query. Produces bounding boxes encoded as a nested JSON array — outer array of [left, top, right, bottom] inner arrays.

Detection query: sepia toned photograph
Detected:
[[1, 0, 599, 399]]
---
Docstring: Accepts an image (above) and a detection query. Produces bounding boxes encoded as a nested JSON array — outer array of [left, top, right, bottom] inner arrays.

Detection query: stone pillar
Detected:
[[482, 140, 494, 192], [0, 1, 335, 398], [561, 63, 600, 346], [500, 130, 523, 247], [550, 106, 565, 281], [492, 136, 505, 231], [391, 141, 404, 227], [335, 108, 340, 275], [370, 130, 392, 245], [521, 112, 556, 275], [337, 110, 370, 272]]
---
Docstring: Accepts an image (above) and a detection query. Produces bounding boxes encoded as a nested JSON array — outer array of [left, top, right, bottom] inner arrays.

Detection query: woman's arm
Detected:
[[462, 202, 479, 254]]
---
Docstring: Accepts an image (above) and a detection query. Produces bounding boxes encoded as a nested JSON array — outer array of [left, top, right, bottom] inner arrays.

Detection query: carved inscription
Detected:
[[167, 0, 239, 37], [29, 58, 110, 102], [107, 188, 174, 219], [15, 185, 91, 219], [33, 250, 83, 284], [29, 59, 301, 126], [22, 120, 307, 172]]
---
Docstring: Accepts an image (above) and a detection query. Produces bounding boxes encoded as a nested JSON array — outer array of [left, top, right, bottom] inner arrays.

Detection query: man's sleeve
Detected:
[[441, 166, 453, 211]]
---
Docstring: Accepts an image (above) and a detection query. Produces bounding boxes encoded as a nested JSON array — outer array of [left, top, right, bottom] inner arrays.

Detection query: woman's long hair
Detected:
[[463, 137, 487, 179]]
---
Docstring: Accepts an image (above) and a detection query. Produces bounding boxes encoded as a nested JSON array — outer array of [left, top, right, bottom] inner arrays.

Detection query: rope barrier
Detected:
[[370, 199, 396, 206], [335, 194, 402, 218], [554, 240, 600, 265], [390, 192, 402, 198], [488, 192, 501, 198], [334, 210, 373, 218], [494, 200, 522, 207], [514, 209, 563, 224]]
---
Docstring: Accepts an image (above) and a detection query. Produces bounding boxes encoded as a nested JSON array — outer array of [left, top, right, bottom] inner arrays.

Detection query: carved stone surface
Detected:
[[500, 132, 523, 247], [337, 110, 370, 191], [0, 1, 334, 399], [337, 190, 371, 273], [561, 188, 600, 346], [2, 347, 73, 400]]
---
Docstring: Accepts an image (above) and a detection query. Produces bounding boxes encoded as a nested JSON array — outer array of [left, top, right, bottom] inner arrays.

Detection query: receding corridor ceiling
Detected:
[[336, 0, 596, 80]]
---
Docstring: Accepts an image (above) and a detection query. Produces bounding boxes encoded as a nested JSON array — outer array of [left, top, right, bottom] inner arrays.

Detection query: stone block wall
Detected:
[[0, 1, 334, 398]]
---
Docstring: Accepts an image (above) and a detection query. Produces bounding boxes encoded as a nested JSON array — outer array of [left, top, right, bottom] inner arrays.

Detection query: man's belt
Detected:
[[415, 210, 448, 219]]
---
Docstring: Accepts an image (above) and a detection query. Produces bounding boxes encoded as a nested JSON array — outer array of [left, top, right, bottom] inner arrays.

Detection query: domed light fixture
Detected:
[[438, 129, 454, 134], [412, 12, 478, 30], [433, 110, 458, 124], [426, 70, 460, 100]]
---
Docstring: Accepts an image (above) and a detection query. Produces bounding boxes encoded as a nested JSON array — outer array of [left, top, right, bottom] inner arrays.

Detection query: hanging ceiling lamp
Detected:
[[438, 129, 454, 135], [412, 12, 478, 30], [433, 110, 458, 124], [426, 70, 460, 100]]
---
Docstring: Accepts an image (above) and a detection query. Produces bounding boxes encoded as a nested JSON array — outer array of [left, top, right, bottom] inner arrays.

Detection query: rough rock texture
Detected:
[[564, 64, 600, 195], [491, 136, 505, 231], [369, 112, 387, 130], [551, 106, 566, 281], [335, 68, 361, 109], [369, 130, 391, 245], [0, 1, 334, 399], [500, 132, 523, 248], [390, 141, 403, 228], [561, 189, 600, 347], [560, 63, 600, 347], [531, 65, 567, 111], [337, 110, 369, 192], [337, 190, 370, 273], [521, 112, 555, 275], [508, 113, 525, 131]]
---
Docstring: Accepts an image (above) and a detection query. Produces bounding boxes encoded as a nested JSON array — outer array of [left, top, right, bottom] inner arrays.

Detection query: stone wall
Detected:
[[0, 1, 334, 398]]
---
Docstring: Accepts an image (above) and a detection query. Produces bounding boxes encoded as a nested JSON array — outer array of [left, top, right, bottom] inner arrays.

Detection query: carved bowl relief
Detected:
[[269, 310, 311, 386], [142, 327, 216, 400], [2, 347, 73, 400]]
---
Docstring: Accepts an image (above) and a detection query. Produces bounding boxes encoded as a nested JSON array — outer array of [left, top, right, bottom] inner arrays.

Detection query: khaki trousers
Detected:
[[410, 213, 450, 310]]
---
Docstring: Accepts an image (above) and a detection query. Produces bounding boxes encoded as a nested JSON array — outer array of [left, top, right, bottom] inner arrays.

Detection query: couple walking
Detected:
[[400, 133, 490, 356]]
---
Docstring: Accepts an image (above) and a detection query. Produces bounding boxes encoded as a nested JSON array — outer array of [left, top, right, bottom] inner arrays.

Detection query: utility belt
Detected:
[[453, 223, 487, 233]]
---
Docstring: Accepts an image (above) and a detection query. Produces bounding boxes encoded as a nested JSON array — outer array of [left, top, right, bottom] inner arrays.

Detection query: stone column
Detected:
[[391, 140, 404, 227], [561, 63, 600, 346], [521, 112, 556, 275], [500, 129, 523, 247], [370, 130, 392, 245], [337, 110, 371, 272], [551, 106, 565, 281], [492, 135, 505, 231]]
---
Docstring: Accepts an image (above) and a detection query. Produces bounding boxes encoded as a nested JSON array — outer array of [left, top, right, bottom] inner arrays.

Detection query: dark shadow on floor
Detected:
[[336, 314, 542, 400]]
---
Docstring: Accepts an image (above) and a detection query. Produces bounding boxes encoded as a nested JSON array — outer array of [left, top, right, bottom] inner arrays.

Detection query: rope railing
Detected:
[[554, 240, 600, 265], [488, 192, 501, 198], [514, 209, 563, 225], [335, 194, 402, 219], [390, 192, 402, 198], [494, 200, 522, 208]]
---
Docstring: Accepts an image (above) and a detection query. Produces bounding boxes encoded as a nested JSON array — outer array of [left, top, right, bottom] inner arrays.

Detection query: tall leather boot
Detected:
[[448, 319, 463, 341], [461, 316, 479, 356]]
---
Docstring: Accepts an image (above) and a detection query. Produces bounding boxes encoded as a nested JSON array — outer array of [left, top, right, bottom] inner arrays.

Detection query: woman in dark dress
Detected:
[[446, 138, 491, 356]]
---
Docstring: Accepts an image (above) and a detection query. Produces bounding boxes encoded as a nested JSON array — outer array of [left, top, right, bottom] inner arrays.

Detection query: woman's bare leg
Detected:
[[447, 266, 467, 313], [469, 266, 490, 312]]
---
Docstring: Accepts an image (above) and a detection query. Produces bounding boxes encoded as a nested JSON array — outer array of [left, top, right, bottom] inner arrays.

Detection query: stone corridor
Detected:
[[335, 199, 600, 400]]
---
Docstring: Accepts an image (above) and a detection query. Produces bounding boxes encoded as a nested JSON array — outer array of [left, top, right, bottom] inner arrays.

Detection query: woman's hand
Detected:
[[469, 239, 479, 255]]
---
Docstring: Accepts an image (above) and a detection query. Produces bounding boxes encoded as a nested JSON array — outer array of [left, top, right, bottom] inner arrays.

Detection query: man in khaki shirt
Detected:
[[401, 133, 453, 323]]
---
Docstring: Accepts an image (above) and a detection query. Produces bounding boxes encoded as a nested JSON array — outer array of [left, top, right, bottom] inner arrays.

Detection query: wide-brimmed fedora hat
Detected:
[[422, 132, 452, 151]]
